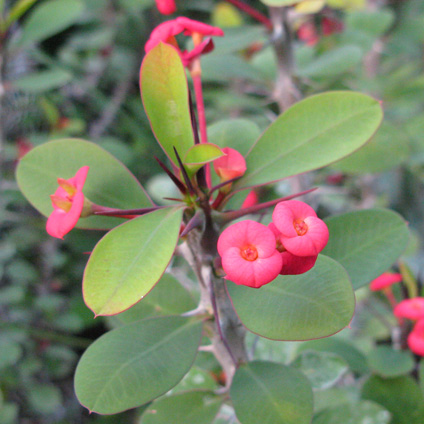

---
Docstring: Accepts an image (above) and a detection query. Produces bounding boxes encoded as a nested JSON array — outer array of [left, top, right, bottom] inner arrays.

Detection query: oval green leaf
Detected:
[[184, 143, 225, 175], [83, 207, 183, 316], [140, 391, 223, 424], [227, 255, 355, 341], [17, 0, 84, 48], [362, 375, 424, 424], [109, 273, 196, 327], [16, 138, 152, 230], [236, 91, 383, 189], [322, 208, 410, 290], [140, 43, 195, 166], [367, 346, 414, 378], [230, 361, 313, 424], [74, 316, 203, 414]]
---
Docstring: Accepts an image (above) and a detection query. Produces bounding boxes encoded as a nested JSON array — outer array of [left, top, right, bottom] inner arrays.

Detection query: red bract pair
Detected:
[[155, 0, 176, 15], [145, 17, 224, 67], [217, 200, 329, 288]]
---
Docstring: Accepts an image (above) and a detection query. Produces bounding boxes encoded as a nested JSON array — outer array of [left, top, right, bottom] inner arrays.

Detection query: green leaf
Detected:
[[140, 391, 223, 424], [16, 138, 152, 230], [322, 209, 410, 290], [346, 8, 395, 37], [235, 92, 383, 189], [298, 46, 363, 78], [332, 122, 409, 173], [83, 207, 183, 316], [170, 366, 219, 394], [140, 43, 194, 166], [362, 375, 424, 424], [260, 0, 301, 6], [12, 69, 73, 93], [298, 338, 369, 375], [292, 350, 348, 390], [74, 316, 203, 414], [27, 384, 62, 415], [184, 143, 225, 175], [313, 401, 391, 424], [17, 0, 84, 48], [367, 346, 414, 378], [208, 118, 261, 157], [227, 256, 355, 341], [109, 273, 196, 326], [230, 361, 313, 424]]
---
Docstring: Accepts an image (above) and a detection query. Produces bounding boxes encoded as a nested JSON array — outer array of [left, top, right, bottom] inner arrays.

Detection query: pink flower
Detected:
[[241, 190, 258, 209], [213, 147, 246, 183], [46, 166, 90, 239], [155, 0, 176, 15], [408, 319, 424, 356], [268, 222, 317, 275], [217, 220, 282, 288], [394, 298, 424, 321], [145, 17, 224, 67], [272, 200, 329, 257], [370, 272, 402, 291], [297, 21, 319, 46]]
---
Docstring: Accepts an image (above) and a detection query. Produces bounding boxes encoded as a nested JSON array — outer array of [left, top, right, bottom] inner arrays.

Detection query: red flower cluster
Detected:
[[217, 200, 329, 288]]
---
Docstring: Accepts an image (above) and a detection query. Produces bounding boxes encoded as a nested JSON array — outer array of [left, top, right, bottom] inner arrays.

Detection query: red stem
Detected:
[[225, 0, 272, 30], [192, 72, 211, 188]]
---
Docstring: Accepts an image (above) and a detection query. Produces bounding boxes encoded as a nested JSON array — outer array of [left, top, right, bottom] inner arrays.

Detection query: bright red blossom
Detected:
[[155, 0, 176, 15], [268, 222, 317, 275], [370, 272, 402, 291], [145, 17, 224, 67], [408, 319, 424, 356], [394, 298, 424, 321], [217, 220, 282, 288], [241, 190, 258, 209], [213, 147, 246, 182], [272, 200, 329, 257], [46, 166, 89, 240]]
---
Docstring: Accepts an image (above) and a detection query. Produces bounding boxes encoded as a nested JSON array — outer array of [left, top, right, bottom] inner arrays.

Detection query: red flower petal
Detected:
[[370, 272, 402, 291], [394, 298, 424, 321]]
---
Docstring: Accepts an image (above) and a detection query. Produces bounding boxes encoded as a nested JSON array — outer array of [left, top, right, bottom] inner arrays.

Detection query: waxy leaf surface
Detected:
[[184, 143, 225, 175], [322, 208, 409, 289], [140, 391, 223, 424], [74, 316, 202, 414], [227, 256, 354, 340], [140, 43, 195, 166], [16, 139, 152, 230], [230, 361, 313, 424], [83, 207, 183, 316], [236, 91, 383, 189]]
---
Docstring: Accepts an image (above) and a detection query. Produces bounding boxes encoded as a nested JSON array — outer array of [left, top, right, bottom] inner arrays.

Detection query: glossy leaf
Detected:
[[109, 273, 196, 326], [292, 350, 348, 390], [313, 401, 391, 424], [362, 375, 424, 424], [140, 43, 194, 166], [83, 207, 183, 316], [74, 316, 203, 414], [230, 361, 313, 424], [184, 144, 225, 175], [322, 209, 410, 290], [367, 346, 414, 378], [227, 256, 355, 341], [235, 92, 383, 189], [17, 0, 84, 48], [140, 391, 223, 424], [16, 139, 152, 230]]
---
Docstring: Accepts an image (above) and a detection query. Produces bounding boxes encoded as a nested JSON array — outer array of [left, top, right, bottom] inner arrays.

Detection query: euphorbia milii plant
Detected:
[[15, 5, 411, 424]]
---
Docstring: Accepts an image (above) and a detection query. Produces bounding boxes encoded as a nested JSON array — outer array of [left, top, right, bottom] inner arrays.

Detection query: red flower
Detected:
[[217, 220, 282, 288], [272, 200, 329, 257], [241, 190, 258, 209], [268, 222, 317, 275], [155, 0, 176, 15], [370, 272, 402, 291], [145, 17, 224, 67], [46, 166, 90, 239], [213, 147, 246, 183], [408, 319, 424, 356], [297, 21, 319, 46], [394, 298, 424, 321]]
